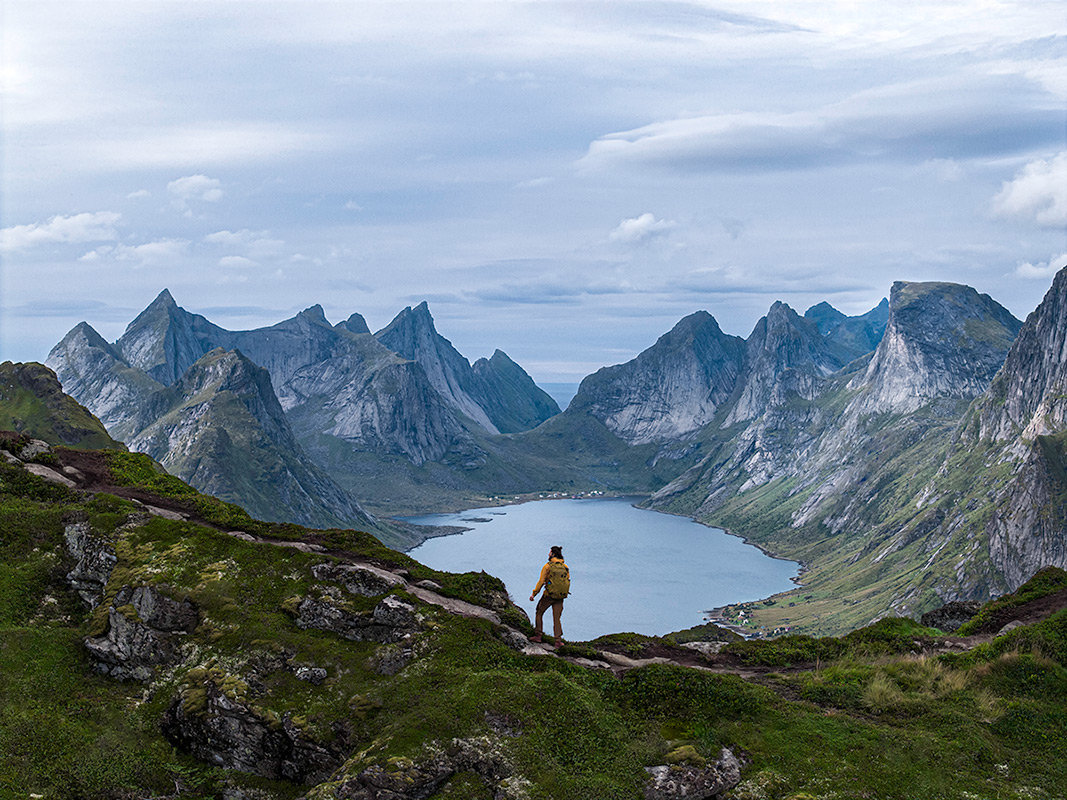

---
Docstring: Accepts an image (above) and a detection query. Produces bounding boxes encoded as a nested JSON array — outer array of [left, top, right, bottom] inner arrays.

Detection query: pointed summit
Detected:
[[151, 288, 177, 308], [568, 310, 745, 444], [337, 313, 370, 335], [116, 291, 226, 385], [299, 304, 329, 324]]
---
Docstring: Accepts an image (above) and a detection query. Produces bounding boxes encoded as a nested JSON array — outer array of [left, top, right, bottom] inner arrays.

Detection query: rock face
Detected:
[[958, 266, 1067, 588], [376, 302, 559, 434], [85, 585, 198, 681], [852, 282, 1021, 416], [567, 311, 745, 445], [725, 301, 853, 425], [122, 348, 381, 533]]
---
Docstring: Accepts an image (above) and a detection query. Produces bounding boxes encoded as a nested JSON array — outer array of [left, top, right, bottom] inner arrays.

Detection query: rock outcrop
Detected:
[[312, 736, 533, 800], [162, 669, 346, 784], [85, 584, 199, 681], [644, 747, 743, 800]]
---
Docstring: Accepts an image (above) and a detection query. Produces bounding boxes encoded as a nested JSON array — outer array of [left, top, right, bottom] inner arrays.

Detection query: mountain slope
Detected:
[[0, 361, 125, 451], [124, 347, 386, 536], [376, 302, 559, 434], [648, 281, 1024, 633], [566, 311, 745, 445]]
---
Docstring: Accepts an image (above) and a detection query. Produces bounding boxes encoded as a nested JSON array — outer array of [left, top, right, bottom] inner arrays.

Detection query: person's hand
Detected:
[[529, 593, 535, 602]]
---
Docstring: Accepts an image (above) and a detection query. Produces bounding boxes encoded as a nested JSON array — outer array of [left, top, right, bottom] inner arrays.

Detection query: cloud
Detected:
[[126, 189, 151, 199], [204, 229, 284, 257], [1013, 252, 1067, 280], [344, 200, 363, 211], [609, 213, 677, 244], [168, 174, 223, 202], [0, 211, 121, 251], [80, 238, 190, 266], [516, 177, 553, 189], [579, 75, 1063, 174], [219, 255, 258, 269], [992, 152, 1067, 228]]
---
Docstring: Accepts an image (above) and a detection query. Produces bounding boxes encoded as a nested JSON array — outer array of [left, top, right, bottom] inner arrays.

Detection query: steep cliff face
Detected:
[[567, 311, 745, 445], [977, 267, 1067, 445], [46, 322, 164, 440], [725, 302, 853, 426], [852, 282, 1022, 416], [956, 266, 1067, 588], [114, 289, 226, 386], [126, 348, 379, 532], [470, 350, 561, 434], [375, 303, 559, 434]]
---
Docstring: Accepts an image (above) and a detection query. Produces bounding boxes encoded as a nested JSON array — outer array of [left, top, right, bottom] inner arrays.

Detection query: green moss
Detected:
[[956, 567, 1067, 636]]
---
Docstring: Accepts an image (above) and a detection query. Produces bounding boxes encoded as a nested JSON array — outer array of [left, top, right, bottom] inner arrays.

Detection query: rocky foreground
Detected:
[[2, 434, 1066, 799]]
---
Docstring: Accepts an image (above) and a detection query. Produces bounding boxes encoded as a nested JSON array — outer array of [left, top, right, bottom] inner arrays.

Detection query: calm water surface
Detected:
[[406, 498, 799, 641]]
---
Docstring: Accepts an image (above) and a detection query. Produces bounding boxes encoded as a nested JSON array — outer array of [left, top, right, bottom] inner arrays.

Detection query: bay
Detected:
[[405, 497, 799, 642]]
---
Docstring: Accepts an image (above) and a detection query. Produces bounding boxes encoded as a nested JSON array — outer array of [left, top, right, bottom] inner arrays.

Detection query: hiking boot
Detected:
[[529, 634, 542, 643], [554, 639, 563, 649]]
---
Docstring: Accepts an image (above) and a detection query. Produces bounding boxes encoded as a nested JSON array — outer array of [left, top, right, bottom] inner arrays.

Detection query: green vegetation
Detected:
[[955, 567, 1067, 636], [0, 361, 124, 451], [2, 452, 1067, 799]]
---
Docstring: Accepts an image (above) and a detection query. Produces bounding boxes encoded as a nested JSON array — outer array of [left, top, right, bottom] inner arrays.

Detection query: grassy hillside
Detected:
[[0, 361, 125, 451], [1, 446, 1066, 799]]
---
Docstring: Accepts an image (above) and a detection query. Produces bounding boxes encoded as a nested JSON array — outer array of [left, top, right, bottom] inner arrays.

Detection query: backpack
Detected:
[[545, 561, 570, 599]]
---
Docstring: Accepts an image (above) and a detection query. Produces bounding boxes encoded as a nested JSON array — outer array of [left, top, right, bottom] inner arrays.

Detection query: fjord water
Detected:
[[406, 498, 799, 641]]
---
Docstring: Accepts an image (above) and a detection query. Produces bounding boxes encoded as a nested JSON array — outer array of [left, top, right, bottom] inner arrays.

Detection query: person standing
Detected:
[[529, 545, 569, 648]]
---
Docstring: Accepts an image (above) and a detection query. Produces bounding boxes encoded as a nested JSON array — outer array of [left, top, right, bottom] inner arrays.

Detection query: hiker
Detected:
[[529, 545, 569, 648]]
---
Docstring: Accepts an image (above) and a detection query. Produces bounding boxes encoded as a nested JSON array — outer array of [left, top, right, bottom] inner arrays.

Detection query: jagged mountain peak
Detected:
[[299, 304, 329, 324], [724, 300, 851, 425], [116, 291, 225, 386], [977, 264, 1067, 443], [337, 313, 370, 335], [852, 280, 1021, 415], [568, 310, 744, 445]]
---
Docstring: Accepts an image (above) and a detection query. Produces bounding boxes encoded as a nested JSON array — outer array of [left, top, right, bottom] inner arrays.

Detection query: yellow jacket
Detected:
[[532, 557, 567, 596]]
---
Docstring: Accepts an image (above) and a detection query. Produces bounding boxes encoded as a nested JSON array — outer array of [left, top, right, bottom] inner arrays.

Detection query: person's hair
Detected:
[[549, 545, 563, 559]]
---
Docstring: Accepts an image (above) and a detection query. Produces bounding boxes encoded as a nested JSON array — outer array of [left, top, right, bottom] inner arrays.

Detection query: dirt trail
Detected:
[[30, 447, 1067, 680]]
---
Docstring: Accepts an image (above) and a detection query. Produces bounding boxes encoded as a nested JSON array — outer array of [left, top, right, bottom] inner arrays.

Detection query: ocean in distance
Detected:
[[405, 497, 800, 642]]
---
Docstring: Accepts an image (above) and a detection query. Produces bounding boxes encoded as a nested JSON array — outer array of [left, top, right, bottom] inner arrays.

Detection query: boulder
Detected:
[[64, 521, 117, 607], [311, 562, 405, 597], [920, 601, 982, 632], [644, 747, 742, 800]]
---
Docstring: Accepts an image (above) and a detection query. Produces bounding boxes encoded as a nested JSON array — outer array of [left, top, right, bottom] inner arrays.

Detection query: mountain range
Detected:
[[44, 266, 1067, 633]]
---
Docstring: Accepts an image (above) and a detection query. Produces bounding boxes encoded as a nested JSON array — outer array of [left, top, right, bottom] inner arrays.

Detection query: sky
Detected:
[[2, 1, 1066, 384]]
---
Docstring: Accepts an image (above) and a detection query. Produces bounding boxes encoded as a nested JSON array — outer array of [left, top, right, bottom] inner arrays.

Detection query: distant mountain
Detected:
[[566, 311, 745, 445], [47, 291, 566, 522], [804, 297, 889, 358], [120, 348, 393, 538], [375, 302, 559, 434], [0, 361, 125, 451]]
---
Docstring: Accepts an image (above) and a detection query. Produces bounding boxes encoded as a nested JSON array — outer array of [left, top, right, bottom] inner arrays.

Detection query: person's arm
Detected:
[[529, 563, 549, 601]]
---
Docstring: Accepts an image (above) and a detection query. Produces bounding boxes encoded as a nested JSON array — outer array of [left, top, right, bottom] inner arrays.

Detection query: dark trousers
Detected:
[[535, 594, 564, 640]]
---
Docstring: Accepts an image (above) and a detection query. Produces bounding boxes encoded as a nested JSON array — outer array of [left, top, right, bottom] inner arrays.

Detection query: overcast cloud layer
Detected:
[[2, 1, 1066, 382]]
